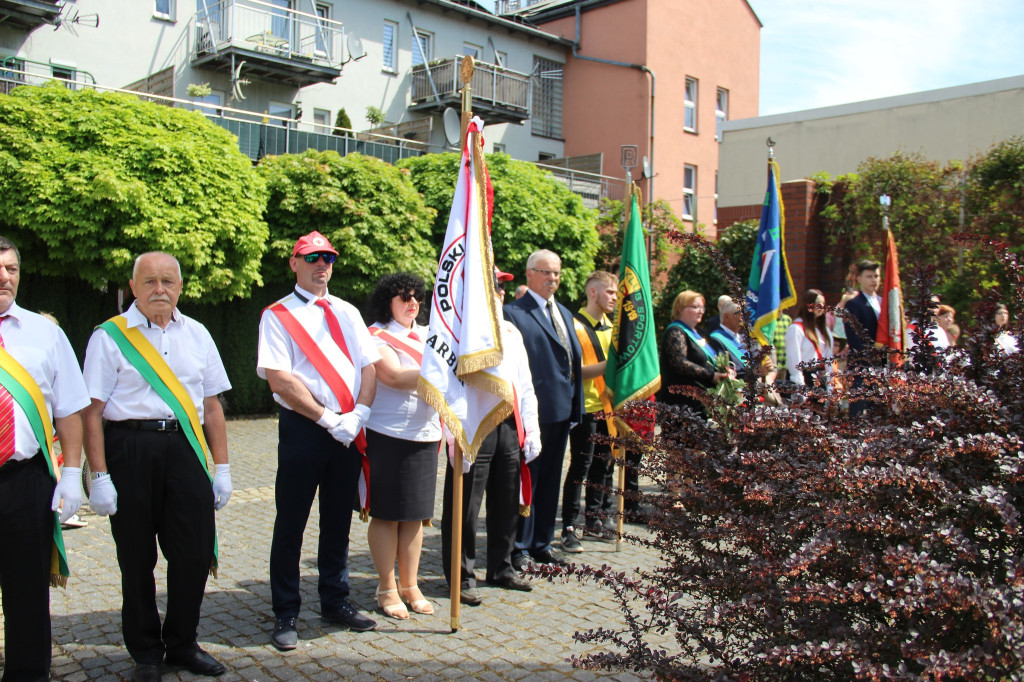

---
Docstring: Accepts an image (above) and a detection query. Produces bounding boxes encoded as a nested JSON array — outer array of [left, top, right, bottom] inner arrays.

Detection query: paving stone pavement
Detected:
[[3, 416, 666, 681]]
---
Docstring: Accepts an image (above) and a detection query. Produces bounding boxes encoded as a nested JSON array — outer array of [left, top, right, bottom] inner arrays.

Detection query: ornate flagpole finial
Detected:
[[766, 136, 776, 160]]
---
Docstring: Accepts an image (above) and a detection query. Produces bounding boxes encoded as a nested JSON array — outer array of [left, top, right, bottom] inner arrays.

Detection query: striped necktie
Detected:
[[546, 300, 572, 359], [0, 317, 15, 467]]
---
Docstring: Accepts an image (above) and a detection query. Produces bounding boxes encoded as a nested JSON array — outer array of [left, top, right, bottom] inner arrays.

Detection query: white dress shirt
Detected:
[[83, 302, 231, 422], [0, 302, 90, 461], [257, 286, 380, 413], [784, 317, 835, 387], [364, 319, 440, 442], [501, 320, 540, 444]]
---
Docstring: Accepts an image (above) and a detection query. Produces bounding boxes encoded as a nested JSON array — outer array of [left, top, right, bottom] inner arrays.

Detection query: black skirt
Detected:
[[365, 429, 440, 522]]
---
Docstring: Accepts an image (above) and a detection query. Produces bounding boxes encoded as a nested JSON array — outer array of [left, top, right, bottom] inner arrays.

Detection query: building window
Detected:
[[313, 108, 331, 134], [50, 63, 77, 89], [382, 20, 397, 71], [1, 58, 25, 95], [196, 90, 225, 116], [412, 29, 433, 67], [716, 87, 728, 125], [270, 0, 292, 42], [154, 0, 174, 20], [538, 152, 555, 161], [492, 143, 506, 154], [684, 77, 697, 132], [531, 56, 563, 139], [494, 50, 507, 67], [683, 164, 696, 220], [314, 4, 330, 57], [269, 101, 296, 127], [463, 42, 482, 60]]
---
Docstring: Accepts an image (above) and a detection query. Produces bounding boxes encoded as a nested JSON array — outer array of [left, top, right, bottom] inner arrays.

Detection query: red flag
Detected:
[[876, 229, 907, 359]]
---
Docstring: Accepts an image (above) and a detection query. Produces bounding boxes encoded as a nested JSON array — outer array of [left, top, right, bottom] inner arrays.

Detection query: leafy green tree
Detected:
[[333, 107, 353, 137], [593, 197, 683, 292], [0, 82, 269, 301], [257, 150, 438, 304], [655, 219, 759, 327], [397, 152, 600, 300]]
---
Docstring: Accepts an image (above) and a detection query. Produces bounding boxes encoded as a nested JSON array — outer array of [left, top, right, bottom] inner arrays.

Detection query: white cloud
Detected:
[[755, 0, 1024, 115]]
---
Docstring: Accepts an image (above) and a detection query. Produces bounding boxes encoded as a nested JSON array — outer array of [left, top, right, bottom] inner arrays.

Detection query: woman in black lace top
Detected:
[[656, 290, 733, 416]]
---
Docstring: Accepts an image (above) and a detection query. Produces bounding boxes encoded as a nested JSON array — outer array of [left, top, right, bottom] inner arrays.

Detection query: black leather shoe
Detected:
[[165, 648, 226, 677], [460, 588, 484, 605], [531, 549, 568, 566], [486, 574, 533, 592], [323, 600, 377, 632], [271, 616, 298, 651], [512, 554, 531, 572], [132, 663, 161, 682]]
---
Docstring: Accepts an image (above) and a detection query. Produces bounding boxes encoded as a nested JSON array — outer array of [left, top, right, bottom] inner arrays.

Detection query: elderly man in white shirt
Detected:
[[83, 251, 231, 682]]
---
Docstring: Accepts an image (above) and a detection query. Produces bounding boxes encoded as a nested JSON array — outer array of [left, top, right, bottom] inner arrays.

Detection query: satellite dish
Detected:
[[231, 61, 249, 102], [442, 107, 461, 147], [342, 33, 366, 65], [641, 156, 651, 179]]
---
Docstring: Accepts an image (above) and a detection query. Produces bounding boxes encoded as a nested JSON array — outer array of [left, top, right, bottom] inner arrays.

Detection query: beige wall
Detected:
[[537, 0, 760, 228], [718, 75, 1024, 209]]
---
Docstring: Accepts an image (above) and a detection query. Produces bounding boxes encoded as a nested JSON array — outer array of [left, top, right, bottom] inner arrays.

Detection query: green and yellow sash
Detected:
[[0, 347, 69, 586], [98, 315, 219, 575]]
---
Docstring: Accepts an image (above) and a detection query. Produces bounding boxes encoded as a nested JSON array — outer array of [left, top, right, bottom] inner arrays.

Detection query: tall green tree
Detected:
[[397, 152, 600, 300], [0, 82, 269, 301], [257, 150, 438, 304]]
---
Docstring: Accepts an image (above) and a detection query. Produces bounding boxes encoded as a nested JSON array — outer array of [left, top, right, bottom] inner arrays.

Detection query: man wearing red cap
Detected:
[[257, 231, 380, 650]]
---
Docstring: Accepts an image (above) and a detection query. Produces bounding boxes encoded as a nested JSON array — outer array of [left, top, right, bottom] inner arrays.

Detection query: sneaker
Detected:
[[583, 525, 616, 543], [271, 617, 298, 651], [560, 528, 584, 554]]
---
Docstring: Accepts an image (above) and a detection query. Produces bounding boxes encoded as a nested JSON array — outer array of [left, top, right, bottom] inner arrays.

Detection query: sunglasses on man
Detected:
[[303, 252, 336, 264]]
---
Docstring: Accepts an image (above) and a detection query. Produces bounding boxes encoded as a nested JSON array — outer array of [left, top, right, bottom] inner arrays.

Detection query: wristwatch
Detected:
[[91, 471, 110, 481]]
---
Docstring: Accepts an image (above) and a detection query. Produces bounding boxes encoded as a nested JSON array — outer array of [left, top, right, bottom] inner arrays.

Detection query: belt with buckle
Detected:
[[113, 419, 180, 432]]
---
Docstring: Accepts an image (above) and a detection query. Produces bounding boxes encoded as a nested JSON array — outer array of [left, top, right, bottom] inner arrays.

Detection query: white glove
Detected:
[[328, 404, 371, 446], [524, 437, 542, 464], [212, 463, 232, 510], [51, 467, 83, 524], [316, 408, 343, 430], [88, 472, 118, 516]]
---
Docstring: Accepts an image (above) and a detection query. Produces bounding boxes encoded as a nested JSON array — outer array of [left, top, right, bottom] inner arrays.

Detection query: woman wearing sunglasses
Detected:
[[361, 273, 441, 619]]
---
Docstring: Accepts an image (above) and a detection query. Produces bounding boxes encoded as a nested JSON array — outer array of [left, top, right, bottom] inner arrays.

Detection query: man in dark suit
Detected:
[[844, 259, 881, 417], [503, 249, 583, 568]]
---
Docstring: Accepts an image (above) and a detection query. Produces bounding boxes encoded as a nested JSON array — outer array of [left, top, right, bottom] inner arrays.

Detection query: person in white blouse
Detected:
[[362, 273, 440, 620], [785, 289, 835, 389], [994, 304, 1018, 355]]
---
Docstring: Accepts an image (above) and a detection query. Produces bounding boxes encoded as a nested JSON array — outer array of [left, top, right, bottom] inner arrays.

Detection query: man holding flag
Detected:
[[746, 156, 798, 350]]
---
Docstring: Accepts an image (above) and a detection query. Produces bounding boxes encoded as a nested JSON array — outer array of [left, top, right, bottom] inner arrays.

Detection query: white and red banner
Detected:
[[876, 228, 908, 360], [418, 117, 514, 462]]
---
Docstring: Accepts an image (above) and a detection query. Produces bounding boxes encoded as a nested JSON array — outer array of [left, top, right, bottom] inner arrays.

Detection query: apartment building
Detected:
[[0, 0, 572, 162], [508, 0, 761, 230]]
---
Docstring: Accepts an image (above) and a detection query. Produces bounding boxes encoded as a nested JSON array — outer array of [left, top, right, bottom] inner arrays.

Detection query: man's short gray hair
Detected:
[[526, 249, 560, 270], [718, 295, 740, 316], [132, 252, 182, 281]]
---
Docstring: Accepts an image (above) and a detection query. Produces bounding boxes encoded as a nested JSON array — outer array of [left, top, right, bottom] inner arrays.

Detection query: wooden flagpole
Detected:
[[449, 55, 476, 634]]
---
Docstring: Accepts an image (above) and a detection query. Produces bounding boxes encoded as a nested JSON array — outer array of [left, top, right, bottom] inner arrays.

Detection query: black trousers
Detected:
[[561, 414, 613, 531], [0, 453, 53, 682], [269, 407, 362, 619], [515, 420, 570, 557], [105, 423, 216, 665], [441, 419, 520, 588]]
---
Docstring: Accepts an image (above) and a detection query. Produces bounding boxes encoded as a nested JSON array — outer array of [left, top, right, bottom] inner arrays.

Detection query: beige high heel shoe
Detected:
[[400, 584, 434, 615], [376, 585, 409, 620]]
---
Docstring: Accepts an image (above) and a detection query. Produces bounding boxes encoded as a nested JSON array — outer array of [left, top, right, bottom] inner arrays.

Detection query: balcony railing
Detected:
[[536, 163, 627, 209], [411, 56, 530, 120], [192, 0, 344, 69], [0, 57, 95, 94]]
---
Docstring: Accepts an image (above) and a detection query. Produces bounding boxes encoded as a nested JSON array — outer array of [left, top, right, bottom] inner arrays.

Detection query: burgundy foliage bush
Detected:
[[539, 232, 1024, 681]]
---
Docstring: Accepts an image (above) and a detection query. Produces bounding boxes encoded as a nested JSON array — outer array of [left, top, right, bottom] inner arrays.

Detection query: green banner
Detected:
[[606, 191, 661, 410]]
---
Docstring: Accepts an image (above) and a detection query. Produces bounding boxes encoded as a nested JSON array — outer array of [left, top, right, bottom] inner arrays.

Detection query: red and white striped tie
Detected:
[[0, 317, 15, 467]]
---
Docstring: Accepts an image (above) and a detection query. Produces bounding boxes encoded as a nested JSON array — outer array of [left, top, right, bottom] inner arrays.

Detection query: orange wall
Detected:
[[538, 0, 760, 236]]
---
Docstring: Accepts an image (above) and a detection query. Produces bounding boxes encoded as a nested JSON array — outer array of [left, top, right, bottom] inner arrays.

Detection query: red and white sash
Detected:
[[368, 323, 425, 365], [266, 296, 367, 455]]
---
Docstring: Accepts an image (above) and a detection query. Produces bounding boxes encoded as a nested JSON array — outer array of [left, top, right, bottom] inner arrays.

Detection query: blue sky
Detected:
[[754, 0, 1024, 116]]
